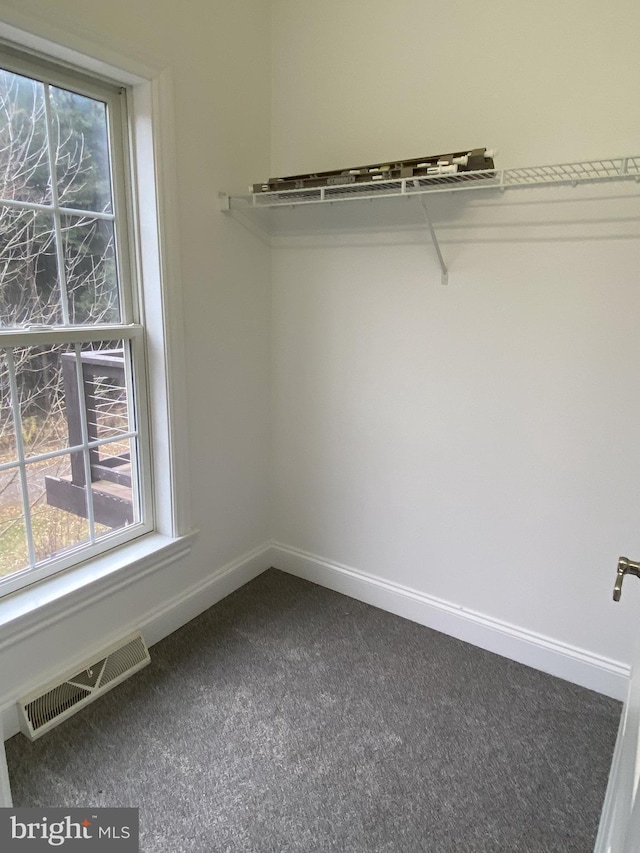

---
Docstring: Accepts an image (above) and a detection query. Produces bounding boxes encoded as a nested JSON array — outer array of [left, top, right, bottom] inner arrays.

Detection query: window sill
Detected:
[[0, 530, 198, 652]]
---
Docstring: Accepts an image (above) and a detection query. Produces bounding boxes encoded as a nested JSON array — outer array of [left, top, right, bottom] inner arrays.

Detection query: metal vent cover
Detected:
[[19, 633, 150, 740]]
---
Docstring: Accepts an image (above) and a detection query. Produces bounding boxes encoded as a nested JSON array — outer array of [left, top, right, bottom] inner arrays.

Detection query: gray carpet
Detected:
[[5, 568, 620, 852]]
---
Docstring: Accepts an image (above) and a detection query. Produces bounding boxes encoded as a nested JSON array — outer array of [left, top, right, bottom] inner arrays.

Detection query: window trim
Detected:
[[0, 48, 155, 593], [0, 18, 193, 600]]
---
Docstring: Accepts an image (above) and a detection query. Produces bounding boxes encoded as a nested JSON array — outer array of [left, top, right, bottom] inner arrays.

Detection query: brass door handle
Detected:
[[613, 556, 640, 601]]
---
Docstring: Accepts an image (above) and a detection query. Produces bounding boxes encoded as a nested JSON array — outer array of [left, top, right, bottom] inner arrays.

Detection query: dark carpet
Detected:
[[5, 568, 620, 852]]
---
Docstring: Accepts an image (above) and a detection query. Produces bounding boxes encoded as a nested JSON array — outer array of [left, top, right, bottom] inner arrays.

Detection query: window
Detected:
[[0, 47, 153, 596]]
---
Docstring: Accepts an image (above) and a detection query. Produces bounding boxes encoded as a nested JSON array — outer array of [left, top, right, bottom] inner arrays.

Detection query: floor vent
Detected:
[[18, 633, 150, 740]]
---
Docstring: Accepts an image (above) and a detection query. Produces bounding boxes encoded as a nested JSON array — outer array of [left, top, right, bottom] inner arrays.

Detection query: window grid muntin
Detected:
[[42, 80, 71, 326], [122, 331, 143, 525], [70, 342, 97, 541], [0, 428, 139, 473]]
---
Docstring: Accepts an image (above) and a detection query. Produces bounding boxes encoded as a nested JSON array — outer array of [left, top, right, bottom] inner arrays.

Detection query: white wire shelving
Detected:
[[219, 155, 640, 284]]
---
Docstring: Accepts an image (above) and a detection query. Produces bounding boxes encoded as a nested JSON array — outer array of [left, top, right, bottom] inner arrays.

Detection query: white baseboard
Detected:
[[138, 541, 272, 648], [270, 542, 630, 701], [1, 535, 627, 755], [1, 542, 272, 742]]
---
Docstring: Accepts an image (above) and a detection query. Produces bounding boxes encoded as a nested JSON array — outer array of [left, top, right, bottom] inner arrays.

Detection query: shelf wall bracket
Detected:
[[418, 197, 448, 285]]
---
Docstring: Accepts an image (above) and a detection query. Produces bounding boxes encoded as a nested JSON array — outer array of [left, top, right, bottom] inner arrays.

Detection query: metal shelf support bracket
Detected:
[[419, 197, 448, 285]]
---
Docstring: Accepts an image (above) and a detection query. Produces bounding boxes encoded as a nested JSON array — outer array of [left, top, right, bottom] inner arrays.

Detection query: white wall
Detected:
[[0, 0, 273, 737], [270, 0, 640, 671], [1, 0, 638, 749], [270, 0, 639, 176]]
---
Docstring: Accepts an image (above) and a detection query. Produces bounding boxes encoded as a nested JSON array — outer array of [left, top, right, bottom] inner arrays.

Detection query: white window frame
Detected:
[[0, 18, 192, 605], [0, 47, 156, 594]]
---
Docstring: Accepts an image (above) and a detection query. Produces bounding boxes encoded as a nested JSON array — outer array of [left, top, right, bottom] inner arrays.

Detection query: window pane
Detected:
[[0, 208, 61, 328], [8, 343, 68, 459], [81, 350, 137, 531], [26, 453, 93, 564], [79, 347, 138, 531], [0, 69, 50, 205], [87, 355, 131, 443], [50, 86, 112, 214], [0, 468, 29, 578], [62, 215, 120, 324], [90, 436, 137, 531]]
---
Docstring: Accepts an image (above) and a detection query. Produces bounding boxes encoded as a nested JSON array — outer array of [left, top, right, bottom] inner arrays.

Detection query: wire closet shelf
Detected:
[[230, 155, 640, 210]]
